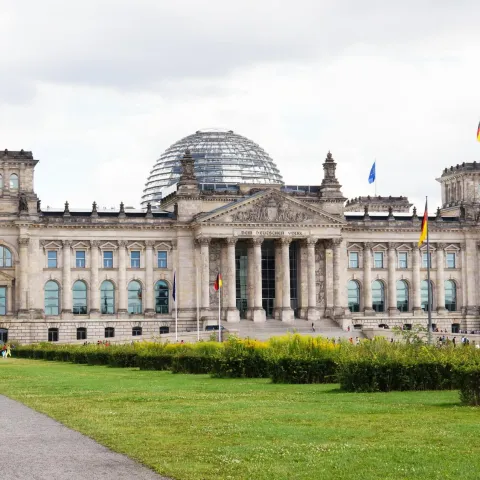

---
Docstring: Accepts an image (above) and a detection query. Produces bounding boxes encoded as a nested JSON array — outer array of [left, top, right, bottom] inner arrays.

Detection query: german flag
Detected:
[[214, 273, 223, 291], [418, 200, 428, 247], [477, 121, 480, 142]]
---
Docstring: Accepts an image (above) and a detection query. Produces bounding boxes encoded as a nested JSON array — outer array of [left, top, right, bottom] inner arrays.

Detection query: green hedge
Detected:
[[135, 352, 173, 371], [456, 366, 480, 406], [171, 354, 219, 374], [270, 357, 337, 384]]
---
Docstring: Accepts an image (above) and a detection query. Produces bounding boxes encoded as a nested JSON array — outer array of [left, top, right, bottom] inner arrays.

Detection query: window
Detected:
[[128, 280, 142, 314], [422, 252, 431, 268], [451, 323, 460, 334], [130, 251, 140, 268], [374, 252, 384, 268], [75, 251, 86, 268], [157, 251, 168, 268], [159, 326, 170, 334], [0, 175, 3, 189], [103, 251, 113, 268], [155, 280, 169, 314], [0, 328, 7, 343], [48, 328, 59, 342], [396, 280, 409, 312], [47, 251, 57, 268], [372, 280, 385, 312], [132, 326, 142, 336], [347, 280, 360, 312], [349, 252, 359, 269], [445, 280, 457, 312], [77, 327, 87, 340], [100, 280, 115, 314], [0, 246, 13, 267], [105, 327, 115, 338], [403, 324, 412, 331], [398, 252, 408, 269], [44, 281, 60, 315], [72, 280, 87, 315], [446, 252, 456, 269], [421, 280, 433, 312], [9, 173, 18, 190], [0, 287, 6, 316]]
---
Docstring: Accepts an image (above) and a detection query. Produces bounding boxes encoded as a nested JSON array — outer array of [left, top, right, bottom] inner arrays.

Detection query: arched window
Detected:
[[421, 280, 433, 312], [72, 280, 87, 315], [0, 246, 13, 267], [445, 280, 457, 312], [347, 280, 360, 312], [372, 280, 385, 312], [9, 173, 18, 190], [128, 280, 142, 314], [396, 280, 409, 312], [100, 280, 115, 314], [155, 280, 169, 314], [44, 281, 60, 315], [132, 326, 142, 336]]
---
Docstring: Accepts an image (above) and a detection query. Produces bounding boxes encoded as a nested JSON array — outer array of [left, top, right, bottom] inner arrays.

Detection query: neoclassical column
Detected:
[[306, 237, 319, 321], [363, 242, 374, 315], [62, 240, 72, 315], [465, 238, 478, 315], [246, 242, 254, 320], [6, 285, 13, 315], [89, 241, 100, 315], [280, 237, 294, 322], [436, 243, 446, 314], [117, 240, 128, 316], [461, 243, 467, 314], [252, 237, 266, 322], [18, 237, 29, 313], [226, 237, 240, 322], [145, 240, 155, 316], [332, 238, 343, 316], [273, 240, 283, 319], [411, 243, 422, 314], [387, 242, 398, 315], [199, 237, 211, 313]]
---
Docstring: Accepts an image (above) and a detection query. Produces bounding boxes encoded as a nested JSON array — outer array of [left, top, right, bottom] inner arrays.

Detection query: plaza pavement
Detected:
[[0, 395, 170, 480]]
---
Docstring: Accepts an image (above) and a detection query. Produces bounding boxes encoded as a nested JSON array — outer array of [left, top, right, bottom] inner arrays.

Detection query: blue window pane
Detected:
[[76, 251, 86, 268], [47, 251, 57, 268], [157, 251, 168, 268], [103, 251, 113, 268], [131, 251, 141, 268]]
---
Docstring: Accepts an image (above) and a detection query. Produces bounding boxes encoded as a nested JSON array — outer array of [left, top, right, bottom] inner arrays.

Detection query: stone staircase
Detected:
[[232, 318, 355, 341]]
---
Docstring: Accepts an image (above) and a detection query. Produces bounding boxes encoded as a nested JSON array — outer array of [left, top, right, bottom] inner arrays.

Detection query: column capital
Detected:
[[387, 242, 397, 251], [436, 243, 447, 251], [411, 242, 420, 251], [331, 238, 342, 248], [305, 237, 318, 247], [460, 242, 467, 252], [62, 240, 72, 248], [363, 242, 373, 250], [280, 237, 292, 246], [91, 240, 101, 248], [145, 240, 155, 248], [171, 239, 177, 249], [197, 236, 211, 246], [252, 237, 264, 246], [118, 240, 128, 248], [18, 237, 30, 246], [225, 237, 237, 245]]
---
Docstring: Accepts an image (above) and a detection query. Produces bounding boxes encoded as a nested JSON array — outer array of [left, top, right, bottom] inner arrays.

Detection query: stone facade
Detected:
[[0, 149, 479, 344]]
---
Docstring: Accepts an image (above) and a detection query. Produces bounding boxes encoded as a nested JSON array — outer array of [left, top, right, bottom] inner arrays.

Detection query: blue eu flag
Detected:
[[368, 161, 376, 184]]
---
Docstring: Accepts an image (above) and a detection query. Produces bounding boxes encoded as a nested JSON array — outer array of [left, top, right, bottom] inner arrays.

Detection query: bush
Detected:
[[135, 352, 173, 371], [456, 365, 480, 406], [271, 357, 337, 384], [171, 354, 219, 374]]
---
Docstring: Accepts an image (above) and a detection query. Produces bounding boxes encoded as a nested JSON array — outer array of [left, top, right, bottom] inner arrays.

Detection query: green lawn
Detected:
[[0, 359, 478, 480]]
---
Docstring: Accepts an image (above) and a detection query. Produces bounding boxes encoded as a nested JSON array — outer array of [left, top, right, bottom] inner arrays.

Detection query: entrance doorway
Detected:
[[0, 287, 6, 315], [262, 241, 276, 318]]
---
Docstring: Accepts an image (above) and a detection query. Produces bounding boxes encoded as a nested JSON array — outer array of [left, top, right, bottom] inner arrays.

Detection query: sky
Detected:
[[1, 0, 479, 212]]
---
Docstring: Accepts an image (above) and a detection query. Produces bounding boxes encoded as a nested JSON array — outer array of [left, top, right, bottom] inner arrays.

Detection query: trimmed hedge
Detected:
[[171, 354, 219, 374], [135, 352, 173, 371], [456, 366, 480, 406], [270, 357, 337, 384]]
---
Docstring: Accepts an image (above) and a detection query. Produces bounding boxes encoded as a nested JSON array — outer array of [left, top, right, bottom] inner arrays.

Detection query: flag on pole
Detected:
[[214, 273, 223, 291], [172, 271, 176, 302], [418, 200, 428, 247], [368, 161, 376, 184], [477, 121, 480, 142]]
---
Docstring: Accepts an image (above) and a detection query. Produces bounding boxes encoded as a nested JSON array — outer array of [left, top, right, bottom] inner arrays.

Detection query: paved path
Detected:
[[0, 395, 170, 480]]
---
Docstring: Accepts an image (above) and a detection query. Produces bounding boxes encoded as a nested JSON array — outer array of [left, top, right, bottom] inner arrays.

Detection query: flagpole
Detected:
[[218, 277, 222, 342], [426, 196, 432, 345], [174, 271, 178, 342], [374, 158, 377, 196], [196, 265, 200, 341]]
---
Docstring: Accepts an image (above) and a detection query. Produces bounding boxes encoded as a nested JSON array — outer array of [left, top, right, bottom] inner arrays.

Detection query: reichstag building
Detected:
[[0, 129, 477, 343]]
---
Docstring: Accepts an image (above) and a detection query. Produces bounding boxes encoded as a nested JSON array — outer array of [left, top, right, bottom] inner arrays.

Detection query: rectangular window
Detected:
[[349, 252, 359, 269], [48, 328, 59, 342], [446, 252, 456, 269], [47, 250, 57, 268], [75, 251, 86, 268], [398, 252, 408, 269], [157, 251, 168, 268], [374, 252, 384, 268], [103, 251, 113, 268], [422, 252, 431, 268], [131, 251, 140, 268]]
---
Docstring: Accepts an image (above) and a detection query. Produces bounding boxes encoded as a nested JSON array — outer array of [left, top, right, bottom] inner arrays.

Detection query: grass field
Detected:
[[0, 359, 479, 480]]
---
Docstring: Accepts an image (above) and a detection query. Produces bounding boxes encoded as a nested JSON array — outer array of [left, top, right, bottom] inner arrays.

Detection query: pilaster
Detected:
[[117, 240, 128, 317], [61, 240, 72, 319], [363, 242, 374, 315], [144, 240, 155, 317], [387, 242, 398, 316], [306, 237, 320, 321], [280, 237, 294, 323], [436, 243, 446, 315], [252, 237, 266, 322], [90, 240, 100, 315]]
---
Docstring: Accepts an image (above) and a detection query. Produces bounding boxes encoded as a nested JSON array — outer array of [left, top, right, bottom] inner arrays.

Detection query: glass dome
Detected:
[[141, 129, 284, 206]]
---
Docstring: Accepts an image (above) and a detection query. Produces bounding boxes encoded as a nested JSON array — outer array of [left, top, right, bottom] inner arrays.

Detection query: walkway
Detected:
[[0, 395, 170, 480]]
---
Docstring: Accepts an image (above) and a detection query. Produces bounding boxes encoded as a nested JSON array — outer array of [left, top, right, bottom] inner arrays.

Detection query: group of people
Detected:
[[1, 343, 12, 358]]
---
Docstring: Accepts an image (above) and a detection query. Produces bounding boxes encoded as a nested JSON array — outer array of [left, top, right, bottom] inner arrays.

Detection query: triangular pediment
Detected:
[[0, 271, 14, 282], [100, 241, 118, 250], [396, 243, 412, 251], [72, 241, 90, 250], [127, 242, 144, 250], [155, 242, 172, 251], [196, 189, 345, 226], [41, 240, 62, 250]]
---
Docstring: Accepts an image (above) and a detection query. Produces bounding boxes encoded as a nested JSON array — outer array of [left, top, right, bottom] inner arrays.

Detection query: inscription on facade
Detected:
[[236, 230, 304, 237]]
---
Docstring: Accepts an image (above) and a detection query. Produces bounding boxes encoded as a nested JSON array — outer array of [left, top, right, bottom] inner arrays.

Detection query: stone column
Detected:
[[246, 242, 254, 320], [465, 238, 478, 315], [6, 285, 13, 315], [18, 237, 29, 314], [273, 240, 283, 319], [280, 238, 294, 322], [90, 241, 100, 315], [145, 240, 155, 316], [324, 241, 334, 316], [332, 238, 344, 317], [226, 237, 240, 322], [117, 240, 128, 316], [363, 242, 374, 314], [436, 243, 446, 314], [306, 237, 319, 321], [412, 243, 422, 314], [199, 237, 211, 314], [387, 242, 398, 315], [62, 240, 72, 316], [252, 237, 266, 322]]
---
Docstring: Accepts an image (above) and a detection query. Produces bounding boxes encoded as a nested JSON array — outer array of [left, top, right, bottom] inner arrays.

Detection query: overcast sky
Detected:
[[1, 0, 479, 212]]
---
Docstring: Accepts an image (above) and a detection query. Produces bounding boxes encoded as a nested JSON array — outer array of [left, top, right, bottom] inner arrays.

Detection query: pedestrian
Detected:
[[6, 344, 11, 357], [311, 322, 315, 332]]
